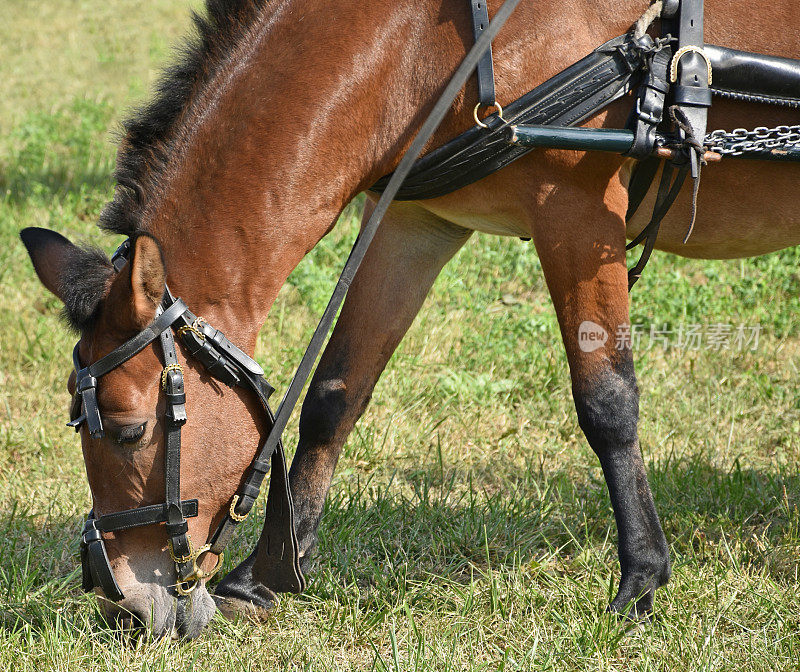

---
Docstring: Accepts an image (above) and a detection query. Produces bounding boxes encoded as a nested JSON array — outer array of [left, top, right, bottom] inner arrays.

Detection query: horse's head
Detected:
[[20, 227, 266, 638]]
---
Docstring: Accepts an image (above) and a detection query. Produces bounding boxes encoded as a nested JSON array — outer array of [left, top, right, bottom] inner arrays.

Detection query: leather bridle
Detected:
[[71, 240, 304, 600]]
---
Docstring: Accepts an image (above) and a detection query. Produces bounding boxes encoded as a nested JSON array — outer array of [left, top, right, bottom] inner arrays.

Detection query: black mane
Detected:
[[100, 0, 269, 236]]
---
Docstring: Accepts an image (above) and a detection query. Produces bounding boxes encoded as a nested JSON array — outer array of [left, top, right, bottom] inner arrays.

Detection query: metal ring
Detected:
[[669, 45, 713, 84], [175, 578, 199, 596], [473, 102, 506, 129], [161, 363, 184, 390], [190, 545, 224, 581], [228, 494, 249, 523]]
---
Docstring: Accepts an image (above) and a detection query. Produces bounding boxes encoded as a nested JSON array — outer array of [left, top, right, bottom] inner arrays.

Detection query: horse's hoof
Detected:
[[606, 596, 656, 628]]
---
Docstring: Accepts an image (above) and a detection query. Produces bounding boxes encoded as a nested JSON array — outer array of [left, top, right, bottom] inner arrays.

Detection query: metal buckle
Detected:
[[172, 539, 224, 595], [168, 535, 195, 565], [669, 45, 713, 85], [161, 363, 184, 390], [177, 317, 207, 342], [635, 97, 661, 126], [228, 494, 249, 523]]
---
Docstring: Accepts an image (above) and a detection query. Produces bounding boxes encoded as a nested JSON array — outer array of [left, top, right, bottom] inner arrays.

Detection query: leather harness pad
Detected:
[[708, 44, 800, 106], [371, 35, 643, 201], [371, 39, 800, 202]]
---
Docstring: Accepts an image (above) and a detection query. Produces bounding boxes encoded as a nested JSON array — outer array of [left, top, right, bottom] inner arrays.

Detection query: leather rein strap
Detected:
[[72, 0, 522, 602]]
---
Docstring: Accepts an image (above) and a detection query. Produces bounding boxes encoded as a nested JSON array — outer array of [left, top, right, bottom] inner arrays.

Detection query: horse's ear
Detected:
[[128, 233, 166, 327], [20, 227, 79, 300]]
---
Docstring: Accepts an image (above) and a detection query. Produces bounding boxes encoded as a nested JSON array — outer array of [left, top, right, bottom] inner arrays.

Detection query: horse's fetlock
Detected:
[[573, 360, 639, 451]]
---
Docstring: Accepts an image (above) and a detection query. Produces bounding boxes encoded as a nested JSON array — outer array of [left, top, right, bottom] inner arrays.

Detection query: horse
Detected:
[[20, 0, 800, 638]]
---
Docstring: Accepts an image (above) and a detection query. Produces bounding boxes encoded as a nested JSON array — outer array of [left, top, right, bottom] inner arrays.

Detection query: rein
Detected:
[[71, 0, 524, 602]]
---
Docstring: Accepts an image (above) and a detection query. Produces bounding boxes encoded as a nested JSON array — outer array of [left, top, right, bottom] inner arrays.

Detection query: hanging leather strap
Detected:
[[626, 160, 688, 290], [673, 0, 710, 179], [626, 41, 673, 159], [469, 0, 496, 106]]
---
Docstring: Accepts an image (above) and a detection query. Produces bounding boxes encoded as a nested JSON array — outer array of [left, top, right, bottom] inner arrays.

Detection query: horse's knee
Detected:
[[572, 356, 639, 453], [298, 378, 350, 446]]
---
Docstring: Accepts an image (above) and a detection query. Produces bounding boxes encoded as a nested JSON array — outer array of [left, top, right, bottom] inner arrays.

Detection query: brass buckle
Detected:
[[172, 542, 224, 595], [161, 363, 183, 390], [177, 317, 208, 342], [175, 578, 199, 596], [228, 494, 249, 523], [669, 45, 713, 84], [168, 535, 194, 565]]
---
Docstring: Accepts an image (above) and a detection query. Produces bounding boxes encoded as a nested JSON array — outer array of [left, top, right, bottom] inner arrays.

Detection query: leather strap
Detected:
[[85, 299, 188, 379], [159, 324, 194, 580], [626, 40, 673, 159], [469, 0, 496, 106], [674, 0, 709, 179], [81, 515, 124, 601], [626, 160, 688, 290], [93, 500, 198, 532], [371, 34, 644, 201], [206, 371, 304, 592]]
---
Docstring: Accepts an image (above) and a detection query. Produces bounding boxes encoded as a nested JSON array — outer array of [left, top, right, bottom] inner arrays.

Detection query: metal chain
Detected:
[[705, 124, 800, 156]]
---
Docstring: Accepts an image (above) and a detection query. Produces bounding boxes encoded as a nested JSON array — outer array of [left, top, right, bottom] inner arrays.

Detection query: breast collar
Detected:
[[71, 239, 304, 601]]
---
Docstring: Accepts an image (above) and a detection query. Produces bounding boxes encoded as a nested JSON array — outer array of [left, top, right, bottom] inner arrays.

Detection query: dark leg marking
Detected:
[[573, 354, 670, 618]]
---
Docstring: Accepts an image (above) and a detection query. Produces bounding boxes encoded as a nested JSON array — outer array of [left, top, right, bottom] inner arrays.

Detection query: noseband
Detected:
[[70, 240, 304, 600]]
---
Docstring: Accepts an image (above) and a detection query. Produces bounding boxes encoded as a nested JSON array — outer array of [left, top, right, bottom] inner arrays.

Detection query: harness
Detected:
[[372, 0, 800, 287], [69, 0, 800, 603], [72, 242, 304, 600]]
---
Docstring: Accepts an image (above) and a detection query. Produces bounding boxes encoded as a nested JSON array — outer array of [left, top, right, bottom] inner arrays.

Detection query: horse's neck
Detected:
[[137, 1, 449, 346], [138, 0, 653, 347]]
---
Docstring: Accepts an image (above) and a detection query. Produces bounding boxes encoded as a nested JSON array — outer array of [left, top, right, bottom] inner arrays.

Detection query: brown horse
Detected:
[[20, 0, 800, 638]]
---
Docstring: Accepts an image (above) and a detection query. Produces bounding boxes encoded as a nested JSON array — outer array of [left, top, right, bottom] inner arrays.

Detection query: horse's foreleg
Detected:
[[214, 200, 472, 617], [534, 189, 670, 619]]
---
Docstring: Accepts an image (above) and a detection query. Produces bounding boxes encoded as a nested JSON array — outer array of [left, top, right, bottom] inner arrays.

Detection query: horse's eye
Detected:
[[116, 422, 147, 445]]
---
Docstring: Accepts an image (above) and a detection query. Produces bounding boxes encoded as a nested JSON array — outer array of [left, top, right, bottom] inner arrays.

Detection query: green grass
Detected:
[[1, 1, 798, 669]]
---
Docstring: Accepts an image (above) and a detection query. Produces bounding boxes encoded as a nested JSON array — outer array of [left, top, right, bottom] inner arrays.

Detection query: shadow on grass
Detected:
[[311, 456, 799, 594], [0, 456, 796, 633]]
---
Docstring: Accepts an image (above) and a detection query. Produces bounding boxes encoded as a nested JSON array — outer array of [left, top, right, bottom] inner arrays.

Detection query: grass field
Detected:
[[1, 1, 799, 669]]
